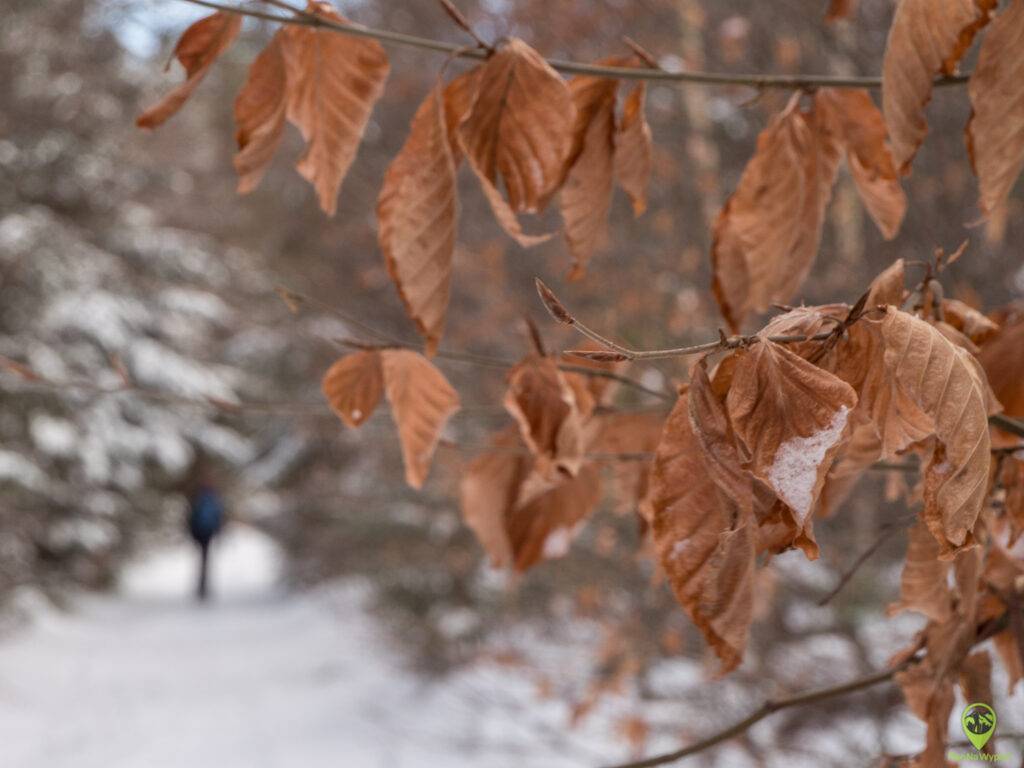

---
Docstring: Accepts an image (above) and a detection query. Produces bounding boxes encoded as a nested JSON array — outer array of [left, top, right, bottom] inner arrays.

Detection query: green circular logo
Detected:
[[961, 702, 997, 751]]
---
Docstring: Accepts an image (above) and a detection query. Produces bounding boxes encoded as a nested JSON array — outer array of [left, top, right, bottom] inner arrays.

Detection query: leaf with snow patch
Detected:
[[725, 339, 857, 543]]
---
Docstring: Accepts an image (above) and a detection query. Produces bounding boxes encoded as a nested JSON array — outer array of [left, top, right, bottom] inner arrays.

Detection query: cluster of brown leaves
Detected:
[[712, 88, 906, 331], [649, 259, 1016, 677], [139, 6, 653, 356], [460, 350, 661, 572], [882, 0, 1024, 216]]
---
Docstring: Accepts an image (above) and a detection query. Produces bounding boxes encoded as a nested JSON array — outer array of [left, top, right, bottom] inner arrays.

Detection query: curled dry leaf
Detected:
[[234, 30, 287, 194], [866, 258, 906, 308], [502, 355, 586, 478], [942, 298, 999, 346], [137, 12, 242, 129], [888, 521, 953, 623], [725, 340, 857, 543], [817, 89, 907, 239], [649, 390, 757, 673], [321, 349, 459, 489], [878, 309, 992, 555], [281, 2, 390, 215], [881, 0, 996, 173], [967, 0, 1024, 215], [560, 72, 618, 280], [321, 349, 383, 428], [458, 37, 574, 240], [712, 93, 841, 331], [378, 82, 457, 356], [613, 82, 653, 218], [459, 427, 601, 571], [380, 349, 460, 489]]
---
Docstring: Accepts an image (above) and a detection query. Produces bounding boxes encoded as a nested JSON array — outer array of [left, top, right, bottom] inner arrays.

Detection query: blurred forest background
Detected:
[[1, 0, 1022, 765]]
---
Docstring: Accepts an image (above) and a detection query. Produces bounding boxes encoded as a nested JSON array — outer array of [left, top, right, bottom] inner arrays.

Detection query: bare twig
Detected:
[[174, 0, 972, 90], [436, 0, 491, 51], [817, 513, 917, 607], [603, 613, 1012, 768]]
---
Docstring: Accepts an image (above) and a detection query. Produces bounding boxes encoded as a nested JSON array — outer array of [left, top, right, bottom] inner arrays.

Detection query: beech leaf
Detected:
[[380, 349, 460, 489], [725, 340, 857, 539], [888, 521, 953, 623], [233, 30, 287, 194], [280, 1, 390, 215], [817, 89, 907, 239], [137, 12, 242, 129], [502, 355, 586, 478], [613, 82, 653, 217], [881, 0, 995, 173], [966, 0, 1024, 216], [378, 81, 457, 356], [712, 94, 841, 331], [321, 350, 383, 428], [649, 390, 757, 673], [560, 72, 618, 280]]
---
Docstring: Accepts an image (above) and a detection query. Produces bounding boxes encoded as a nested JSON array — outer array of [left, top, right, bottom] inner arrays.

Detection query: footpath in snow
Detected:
[[0, 526, 622, 768]]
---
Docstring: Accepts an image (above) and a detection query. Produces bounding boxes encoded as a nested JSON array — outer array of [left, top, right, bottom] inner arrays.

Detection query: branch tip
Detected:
[[534, 278, 574, 325]]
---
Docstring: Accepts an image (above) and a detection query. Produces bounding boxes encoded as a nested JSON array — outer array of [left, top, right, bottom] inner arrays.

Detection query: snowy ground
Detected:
[[0, 527, 627, 768]]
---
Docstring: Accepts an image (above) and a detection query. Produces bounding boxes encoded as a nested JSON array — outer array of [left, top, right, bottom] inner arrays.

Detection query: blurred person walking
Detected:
[[187, 477, 225, 601]]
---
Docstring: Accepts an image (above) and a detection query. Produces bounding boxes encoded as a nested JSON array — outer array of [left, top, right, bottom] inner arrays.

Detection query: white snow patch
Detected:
[[768, 405, 849, 520], [542, 527, 574, 559], [29, 413, 77, 457]]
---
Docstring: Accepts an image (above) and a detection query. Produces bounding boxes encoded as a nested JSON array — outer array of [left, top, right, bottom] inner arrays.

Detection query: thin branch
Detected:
[[817, 513, 917, 607], [603, 613, 1012, 768], [174, 0, 972, 90]]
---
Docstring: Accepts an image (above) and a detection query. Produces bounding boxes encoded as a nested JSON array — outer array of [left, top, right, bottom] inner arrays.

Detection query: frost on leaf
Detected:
[[767, 404, 850, 518]]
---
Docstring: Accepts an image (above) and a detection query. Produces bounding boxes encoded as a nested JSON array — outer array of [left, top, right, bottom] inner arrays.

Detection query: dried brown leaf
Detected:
[[378, 82, 457, 356], [942, 298, 999, 346], [867, 258, 907, 308], [458, 37, 575, 215], [967, 0, 1024, 215], [614, 82, 653, 217], [881, 0, 996, 173], [234, 30, 287, 194], [817, 89, 907, 239], [280, 2, 389, 215], [878, 310, 992, 555], [380, 349, 460, 489], [650, 390, 757, 673], [560, 72, 618, 280], [137, 12, 242, 129], [888, 521, 953, 623], [321, 350, 383, 427], [588, 410, 664, 514], [725, 340, 857, 540], [712, 94, 841, 331], [978, 305, 1024, 424], [503, 355, 586, 478]]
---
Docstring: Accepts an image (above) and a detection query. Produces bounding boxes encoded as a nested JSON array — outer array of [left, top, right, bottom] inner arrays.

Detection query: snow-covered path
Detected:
[[0, 528, 616, 768]]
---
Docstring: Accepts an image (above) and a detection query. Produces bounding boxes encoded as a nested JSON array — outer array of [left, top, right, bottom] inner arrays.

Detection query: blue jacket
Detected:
[[188, 486, 224, 546]]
